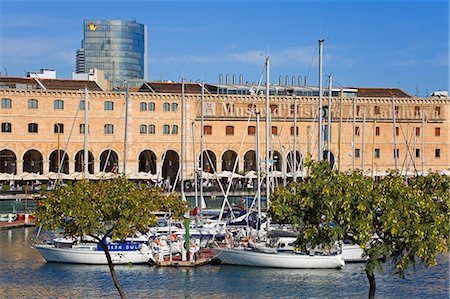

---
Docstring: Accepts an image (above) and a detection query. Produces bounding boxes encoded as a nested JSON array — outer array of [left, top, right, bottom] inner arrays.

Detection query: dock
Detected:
[[155, 248, 217, 267], [0, 219, 35, 230], [157, 257, 211, 267]]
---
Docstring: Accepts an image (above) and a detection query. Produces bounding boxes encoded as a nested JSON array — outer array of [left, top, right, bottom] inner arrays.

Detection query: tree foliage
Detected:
[[35, 178, 188, 298], [269, 160, 449, 298], [36, 178, 187, 239]]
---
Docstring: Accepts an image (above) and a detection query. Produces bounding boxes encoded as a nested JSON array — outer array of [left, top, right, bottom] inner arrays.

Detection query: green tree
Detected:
[[269, 160, 449, 298], [35, 178, 187, 299]]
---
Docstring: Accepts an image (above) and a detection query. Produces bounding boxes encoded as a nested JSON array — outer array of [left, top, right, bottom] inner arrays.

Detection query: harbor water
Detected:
[[0, 227, 448, 298]]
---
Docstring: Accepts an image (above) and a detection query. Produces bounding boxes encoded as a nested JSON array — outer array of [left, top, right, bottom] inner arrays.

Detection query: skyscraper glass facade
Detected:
[[80, 19, 147, 88]]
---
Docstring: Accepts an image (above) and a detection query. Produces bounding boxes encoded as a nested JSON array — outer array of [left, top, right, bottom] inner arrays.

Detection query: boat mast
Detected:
[[265, 56, 270, 235], [361, 106, 366, 173], [352, 97, 356, 171], [371, 120, 376, 178], [421, 110, 425, 175], [84, 86, 89, 179], [123, 82, 129, 174], [413, 124, 417, 176], [181, 78, 190, 261], [256, 112, 262, 240], [392, 96, 398, 174], [338, 89, 343, 172], [327, 74, 332, 163], [318, 39, 324, 161], [200, 81, 204, 212], [192, 121, 198, 210], [293, 96, 297, 181], [181, 79, 185, 200]]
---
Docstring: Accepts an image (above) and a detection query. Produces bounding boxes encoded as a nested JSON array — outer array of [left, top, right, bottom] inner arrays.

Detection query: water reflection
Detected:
[[0, 227, 448, 299]]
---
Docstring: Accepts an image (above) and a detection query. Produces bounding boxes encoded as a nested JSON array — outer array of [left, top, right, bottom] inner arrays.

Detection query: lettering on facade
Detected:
[[204, 102, 215, 116]]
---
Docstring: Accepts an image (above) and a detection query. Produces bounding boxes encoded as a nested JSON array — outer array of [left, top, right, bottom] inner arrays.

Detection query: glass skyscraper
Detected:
[[76, 19, 148, 88]]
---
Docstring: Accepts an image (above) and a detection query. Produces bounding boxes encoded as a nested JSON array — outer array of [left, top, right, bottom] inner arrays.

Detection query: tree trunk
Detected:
[[99, 240, 127, 299], [366, 268, 376, 299]]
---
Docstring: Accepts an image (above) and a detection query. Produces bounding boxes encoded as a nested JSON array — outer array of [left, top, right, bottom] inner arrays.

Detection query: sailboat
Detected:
[[213, 51, 346, 269]]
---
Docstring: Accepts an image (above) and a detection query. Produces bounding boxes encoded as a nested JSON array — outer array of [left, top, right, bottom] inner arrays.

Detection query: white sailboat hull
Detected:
[[341, 244, 366, 262], [34, 244, 154, 265], [214, 247, 345, 269]]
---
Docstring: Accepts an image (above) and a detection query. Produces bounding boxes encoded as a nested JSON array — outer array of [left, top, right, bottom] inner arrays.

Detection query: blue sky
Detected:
[[0, 0, 448, 96]]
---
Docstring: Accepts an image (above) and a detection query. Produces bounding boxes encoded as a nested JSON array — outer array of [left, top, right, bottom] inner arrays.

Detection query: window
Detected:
[[356, 105, 360, 116], [28, 123, 38, 133], [163, 125, 170, 134], [79, 124, 89, 134], [415, 127, 420, 136], [204, 125, 212, 135], [104, 124, 114, 134], [1, 98, 12, 109], [396, 127, 399, 136], [435, 127, 441, 136], [374, 106, 380, 115], [435, 149, 441, 158], [394, 106, 399, 117], [355, 148, 360, 158], [394, 149, 399, 158], [140, 124, 147, 134], [271, 126, 278, 136], [1, 122, 12, 133], [28, 99, 38, 109], [149, 125, 155, 134], [140, 102, 147, 111], [248, 126, 256, 135], [54, 123, 64, 134], [290, 126, 299, 136], [171, 103, 178, 112], [79, 100, 86, 110], [415, 149, 420, 158], [248, 104, 256, 113], [414, 106, 420, 116], [354, 126, 360, 136], [172, 125, 178, 134], [163, 102, 170, 111], [226, 126, 234, 135], [434, 106, 441, 117], [148, 102, 155, 111], [375, 127, 380, 136], [104, 101, 114, 111], [374, 148, 380, 158], [54, 100, 64, 110], [270, 104, 278, 113]]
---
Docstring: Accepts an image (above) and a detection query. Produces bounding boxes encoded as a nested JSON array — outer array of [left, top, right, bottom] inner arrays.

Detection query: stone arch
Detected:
[[266, 150, 282, 171], [100, 149, 119, 172], [221, 150, 238, 172], [0, 149, 17, 174], [162, 150, 179, 184], [49, 150, 70, 174], [74, 150, 94, 174], [23, 150, 43, 174], [139, 150, 157, 174], [199, 150, 217, 173], [244, 150, 256, 172]]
